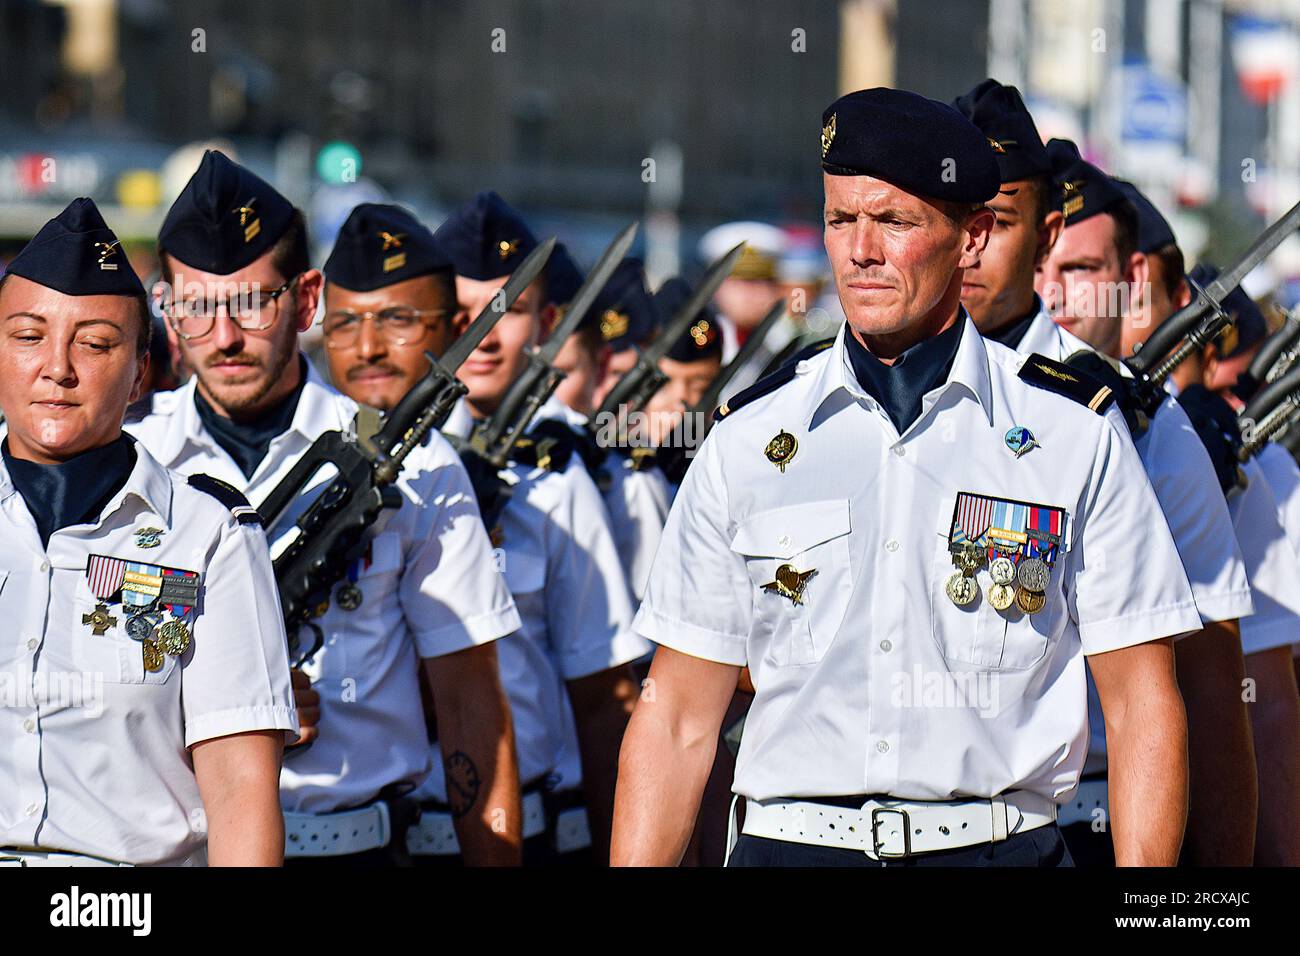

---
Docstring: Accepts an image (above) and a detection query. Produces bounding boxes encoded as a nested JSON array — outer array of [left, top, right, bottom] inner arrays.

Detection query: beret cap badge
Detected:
[[600, 309, 630, 342], [498, 238, 519, 260], [821, 113, 836, 158], [690, 319, 712, 347]]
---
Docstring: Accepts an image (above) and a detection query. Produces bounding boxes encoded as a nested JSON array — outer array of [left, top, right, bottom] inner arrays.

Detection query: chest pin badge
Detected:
[[764, 430, 798, 473], [134, 527, 165, 548], [1004, 426, 1040, 459], [762, 563, 817, 605]]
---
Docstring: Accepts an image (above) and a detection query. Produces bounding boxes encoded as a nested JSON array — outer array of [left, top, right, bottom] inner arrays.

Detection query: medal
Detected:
[[945, 571, 978, 606], [122, 562, 163, 613], [133, 526, 165, 548], [126, 611, 160, 642], [1015, 587, 1047, 615], [141, 639, 165, 673], [155, 618, 191, 656], [988, 582, 1016, 610], [952, 542, 985, 575], [336, 583, 363, 611], [761, 564, 817, 605], [1016, 557, 1050, 592], [81, 603, 118, 636], [989, 555, 1016, 585], [764, 430, 798, 473]]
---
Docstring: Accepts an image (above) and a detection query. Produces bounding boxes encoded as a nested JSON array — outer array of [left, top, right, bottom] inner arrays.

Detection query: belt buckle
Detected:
[[869, 807, 911, 858]]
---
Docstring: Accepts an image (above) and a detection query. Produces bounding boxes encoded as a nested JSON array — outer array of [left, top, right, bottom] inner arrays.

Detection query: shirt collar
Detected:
[[0, 435, 174, 526], [805, 308, 995, 429], [168, 354, 348, 463]]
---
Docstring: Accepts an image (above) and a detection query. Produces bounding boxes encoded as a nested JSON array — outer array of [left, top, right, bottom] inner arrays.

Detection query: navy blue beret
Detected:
[[656, 277, 722, 364], [952, 78, 1051, 185], [434, 191, 539, 282], [547, 243, 584, 308], [1188, 263, 1268, 358], [158, 150, 295, 275], [324, 203, 450, 292], [1046, 139, 1128, 227], [592, 258, 657, 349], [1112, 179, 1177, 254], [6, 197, 144, 297], [821, 88, 1000, 204]]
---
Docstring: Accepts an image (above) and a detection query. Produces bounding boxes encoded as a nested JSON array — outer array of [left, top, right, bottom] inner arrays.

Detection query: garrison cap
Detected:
[[1188, 263, 1268, 359], [6, 197, 144, 297], [324, 203, 451, 292], [655, 277, 722, 363], [1046, 139, 1128, 226], [592, 258, 657, 350], [547, 243, 584, 309], [952, 78, 1052, 183], [158, 149, 295, 274], [1112, 179, 1177, 253], [821, 87, 1000, 204], [434, 191, 539, 282]]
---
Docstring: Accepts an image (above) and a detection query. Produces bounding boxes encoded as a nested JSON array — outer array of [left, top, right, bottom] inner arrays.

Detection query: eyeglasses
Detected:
[[321, 307, 449, 349], [161, 275, 301, 341]]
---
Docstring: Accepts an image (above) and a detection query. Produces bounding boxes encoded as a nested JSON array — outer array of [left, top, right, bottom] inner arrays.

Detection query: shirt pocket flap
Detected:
[[730, 499, 851, 558]]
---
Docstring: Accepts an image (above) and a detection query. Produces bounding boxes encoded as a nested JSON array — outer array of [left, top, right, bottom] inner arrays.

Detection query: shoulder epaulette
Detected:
[[512, 418, 581, 473], [187, 473, 262, 525], [713, 338, 833, 422], [1018, 352, 1116, 415], [1058, 349, 1144, 434]]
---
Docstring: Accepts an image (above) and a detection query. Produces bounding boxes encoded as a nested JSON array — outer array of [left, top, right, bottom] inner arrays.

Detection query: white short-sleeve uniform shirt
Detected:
[[635, 316, 1200, 803], [417, 397, 646, 800], [1255, 441, 1300, 565], [0, 442, 297, 865], [1228, 456, 1300, 655], [126, 361, 520, 814]]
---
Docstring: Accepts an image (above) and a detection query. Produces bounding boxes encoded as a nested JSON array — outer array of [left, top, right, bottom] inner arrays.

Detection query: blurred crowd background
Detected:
[[2, 0, 1300, 332]]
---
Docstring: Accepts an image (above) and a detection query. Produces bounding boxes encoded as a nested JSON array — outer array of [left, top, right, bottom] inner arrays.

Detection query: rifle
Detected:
[[262, 238, 556, 667], [1234, 309, 1300, 403], [452, 223, 639, 525], [653, 297, 787, 484], [1237, 357, 1300, 462], [586, 241, 745, 454], [1124, 197, 1300, 418]]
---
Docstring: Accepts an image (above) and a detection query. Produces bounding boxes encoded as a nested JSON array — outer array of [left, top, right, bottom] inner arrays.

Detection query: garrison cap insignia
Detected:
[[821, 113, 836, 158], [600, 309, 630, 342], [764, 429, 798, 472], [1017, 353, 1114, 414], [379, 230, 407, 273], [234, 197, 261, 243], [1061, 180, 1084, 218], [498, 238, 519, 260], [762, 563, 817, 605], [94, 240, 121, 271]]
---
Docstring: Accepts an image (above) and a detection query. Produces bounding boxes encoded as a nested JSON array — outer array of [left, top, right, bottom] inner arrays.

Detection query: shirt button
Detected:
[[24, 803, 38, 817], [885, 539, 899, 553], [26, 639, 37, 652], [879, 639, 892, 652], [38, 561, 49, 572], [892, 445, 906, 458], [876, 740, 890, 754], [22, 719, 35, 734]]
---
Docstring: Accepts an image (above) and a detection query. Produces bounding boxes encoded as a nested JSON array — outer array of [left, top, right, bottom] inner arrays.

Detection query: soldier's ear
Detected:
[[294, 269, 324, 333], [1125, 252, 1150, 310], [958, 206, 995, 269], [1036, 210, 1065, 267]]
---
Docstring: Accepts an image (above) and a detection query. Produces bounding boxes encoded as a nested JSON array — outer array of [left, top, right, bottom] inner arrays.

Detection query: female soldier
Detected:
[[0, 198, 296, 866]]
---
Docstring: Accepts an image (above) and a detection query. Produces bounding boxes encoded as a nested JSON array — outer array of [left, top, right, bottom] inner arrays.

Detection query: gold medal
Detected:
[[142, 639, 165, 673], [945, 571, 978, 606], [1015, 587, 1046, 615], [988, 582, 1016, 610], [764, 430, 798, 473], [156, 618, 191, 656]]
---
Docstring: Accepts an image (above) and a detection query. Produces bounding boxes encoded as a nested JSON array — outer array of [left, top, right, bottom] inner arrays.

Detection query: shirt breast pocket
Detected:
[[330, 530, 405, 676], [71, 597, 179, 686], [730, 499, 853, 668], [928, 506, 1059, 671]]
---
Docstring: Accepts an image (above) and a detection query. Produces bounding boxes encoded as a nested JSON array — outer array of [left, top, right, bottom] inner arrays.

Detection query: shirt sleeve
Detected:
[[398, 440, 522, 659], [1068, 413, 1203, 655], [633, 429, 753, 665], [183, 515, 299, 748], [1140, 399, 1254, 625], [543, 458, 648, 679], [1230, 458, 1300, 655]]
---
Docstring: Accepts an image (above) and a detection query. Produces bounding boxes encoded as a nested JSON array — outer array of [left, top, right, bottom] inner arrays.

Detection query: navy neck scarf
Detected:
[[844, 316, 965, 433], [194, 359, 307, 479], [3, 434, 137, 547]]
